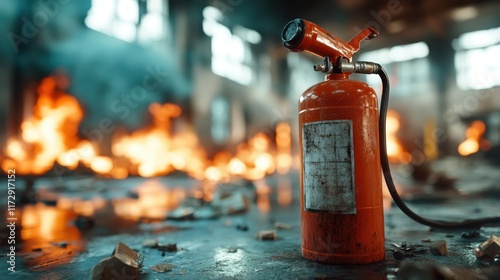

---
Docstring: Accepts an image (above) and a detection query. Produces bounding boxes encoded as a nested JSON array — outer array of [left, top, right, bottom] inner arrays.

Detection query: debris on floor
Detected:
[[150, 263, 175, 273], [167, 179, 254, 220], [157, 243, 178, 252], [142, 238, 159, 248], [274, 222, 291, 230], [393, 249, 406, 260], [236, 223, 249, 231], [461, 230, 481, 239], [430, 240, 447, 256], [474, 235, 500, 261], [227, 247, 238, 253], [257, 230, 277, 240], [211, 189, 250, 215], [91, 242, 143, 280]]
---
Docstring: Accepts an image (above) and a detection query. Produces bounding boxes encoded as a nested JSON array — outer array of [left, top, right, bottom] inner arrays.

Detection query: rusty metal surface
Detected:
[[0, 161, 499, 279]]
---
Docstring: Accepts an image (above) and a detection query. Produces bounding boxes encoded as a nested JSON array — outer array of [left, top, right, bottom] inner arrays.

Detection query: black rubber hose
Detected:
[[377, 66, 500, 229]]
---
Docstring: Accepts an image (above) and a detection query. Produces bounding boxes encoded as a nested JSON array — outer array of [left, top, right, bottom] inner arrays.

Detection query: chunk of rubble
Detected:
[[274, 222, 291, 230], [430, 240, 447, 256], [150, 263, 175, 273], [257, 230, 277, 241], [157, 243, 177, 252], [142, 238, 158, 248], [91, 242, 143, 280], [475, 235, 500, 261]]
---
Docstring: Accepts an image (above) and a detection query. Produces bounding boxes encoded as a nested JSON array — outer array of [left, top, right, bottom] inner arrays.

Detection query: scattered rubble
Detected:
[[257, 230, 277, 240], [158, 243, 178, 252], [150, 263, 175, 273], [274, 222, 291, 230], [430, 240, 447, 256], [193, 205, 219, 219], [236, 224, 249, 231], [167, 179, 255, 221], [461, 230, 481, 239], [474, 235, 500, 261], [91, 242, 143, 280], [211, 191, 250, 215], [393, 249, 406, 260], [227, 248, 238, 253], [142, 238, 159, 248]]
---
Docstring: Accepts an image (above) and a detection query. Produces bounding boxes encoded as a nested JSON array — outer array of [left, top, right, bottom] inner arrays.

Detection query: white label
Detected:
[[302, 120, 356, 214]]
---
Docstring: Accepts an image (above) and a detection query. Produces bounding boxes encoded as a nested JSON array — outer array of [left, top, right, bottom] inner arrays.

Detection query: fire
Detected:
[[276, 122, 293, 174], [458, 120, 489, 156], [5, 77, 84, 174], [386, 110, 411, 163], [2, 75, 295, 182]]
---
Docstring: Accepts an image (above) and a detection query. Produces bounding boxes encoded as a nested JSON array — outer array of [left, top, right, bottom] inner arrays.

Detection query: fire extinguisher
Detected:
[[281, 18, 500, 265]]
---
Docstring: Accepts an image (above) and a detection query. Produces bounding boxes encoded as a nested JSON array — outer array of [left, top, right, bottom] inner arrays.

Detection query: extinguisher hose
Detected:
[[376, 66, 500, 229]]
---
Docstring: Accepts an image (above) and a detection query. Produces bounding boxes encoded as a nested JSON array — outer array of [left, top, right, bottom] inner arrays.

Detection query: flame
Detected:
[[4, 77, 84, 174], [276, 122, 293, 174], [2, 75, 295, 182], [111, 103, 208, 178], [458, 120, 488, 156], [386, 110, 411, 163]]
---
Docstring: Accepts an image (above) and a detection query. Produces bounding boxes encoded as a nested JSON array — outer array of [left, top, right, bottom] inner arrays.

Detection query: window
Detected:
[[85, 0, 166, 43], [202, 6, 260, 86], [453, 27, 500, 91], [358, 42, 430, 95]]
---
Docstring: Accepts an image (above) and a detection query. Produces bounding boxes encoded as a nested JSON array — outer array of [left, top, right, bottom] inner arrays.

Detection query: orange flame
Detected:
[[458, 120, 488, 156], [2, 75, 294, 182], [386, 110, 411, 163], [4, 77, 84, 174]]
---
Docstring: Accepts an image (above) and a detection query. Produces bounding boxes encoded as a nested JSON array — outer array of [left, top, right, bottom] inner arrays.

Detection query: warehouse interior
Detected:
[[0, 0, 499, 279]]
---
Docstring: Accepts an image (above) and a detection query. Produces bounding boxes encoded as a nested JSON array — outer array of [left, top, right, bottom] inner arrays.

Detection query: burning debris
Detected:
[[474, 235, 500, 261], [91, 242, 143, 280]]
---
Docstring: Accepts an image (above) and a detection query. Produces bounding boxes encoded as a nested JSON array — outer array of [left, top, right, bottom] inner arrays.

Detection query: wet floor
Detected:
[[1, 159, 500, 279]]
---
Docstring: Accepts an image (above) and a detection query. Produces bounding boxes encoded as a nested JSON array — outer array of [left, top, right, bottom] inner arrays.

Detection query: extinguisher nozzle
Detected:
[[281, 18, 305, 49]]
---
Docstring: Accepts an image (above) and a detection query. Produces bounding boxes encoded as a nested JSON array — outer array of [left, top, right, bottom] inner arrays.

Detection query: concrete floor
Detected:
[[1, 158, 499, 279]]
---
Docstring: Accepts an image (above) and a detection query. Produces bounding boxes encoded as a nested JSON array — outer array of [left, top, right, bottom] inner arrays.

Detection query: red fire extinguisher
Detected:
[[282, 18, 384, 264], [281, 18, 500, 265]]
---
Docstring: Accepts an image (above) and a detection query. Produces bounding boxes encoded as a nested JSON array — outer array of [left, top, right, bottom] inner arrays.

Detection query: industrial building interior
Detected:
[[0, 0, 499, 279]]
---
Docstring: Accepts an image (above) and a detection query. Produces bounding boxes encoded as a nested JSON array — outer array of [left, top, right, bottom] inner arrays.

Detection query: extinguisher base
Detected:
[[301, 247, 385, 265]]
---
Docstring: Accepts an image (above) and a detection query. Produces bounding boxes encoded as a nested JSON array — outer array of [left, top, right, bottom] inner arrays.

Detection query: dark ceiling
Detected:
[[204, 0, 500, 50]]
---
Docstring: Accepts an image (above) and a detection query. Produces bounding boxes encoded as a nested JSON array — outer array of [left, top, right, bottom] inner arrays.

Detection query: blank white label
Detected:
[[302, 120, 356, 214]]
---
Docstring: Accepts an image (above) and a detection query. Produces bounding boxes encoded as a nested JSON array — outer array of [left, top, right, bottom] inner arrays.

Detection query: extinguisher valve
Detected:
[[338, 59, 381, 74], [313, 57, 334, 73], [313, 57, 381, 75]]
